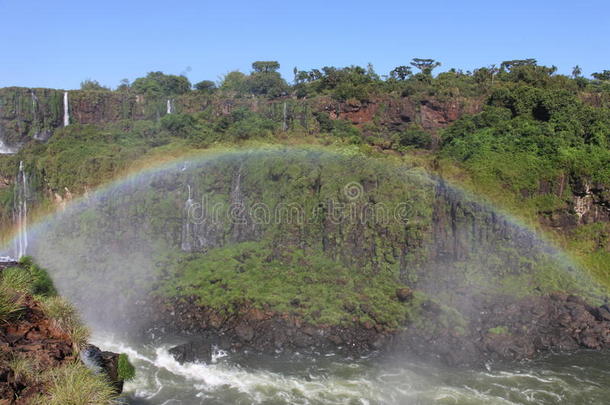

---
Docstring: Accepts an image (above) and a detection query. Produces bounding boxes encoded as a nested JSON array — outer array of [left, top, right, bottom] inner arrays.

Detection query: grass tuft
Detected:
[[40, 296, 91, 351], [35, 362, 117, 405]]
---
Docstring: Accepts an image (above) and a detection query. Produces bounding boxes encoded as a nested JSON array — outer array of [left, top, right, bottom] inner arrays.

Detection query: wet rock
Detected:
[[169, 340, 212, 364], [235, 324, 255, 342], [80, 344, 124, 393], [395, 287, 413, 302]]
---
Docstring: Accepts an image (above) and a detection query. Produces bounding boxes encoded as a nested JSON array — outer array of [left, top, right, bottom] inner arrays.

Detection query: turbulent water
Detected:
[[98, 335, 610, 405]]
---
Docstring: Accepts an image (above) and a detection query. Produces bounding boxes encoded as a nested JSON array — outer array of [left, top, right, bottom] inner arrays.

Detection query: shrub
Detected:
[[18, 256, 57, 296], [117, 353, 135, 382]]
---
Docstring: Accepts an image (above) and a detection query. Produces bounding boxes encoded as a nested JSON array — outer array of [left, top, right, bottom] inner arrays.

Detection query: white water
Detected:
[[15, 161, 28, 259], [167, 99, 173, 115], [181, 184, 194, 252], [63, 91, 70, 127], [95, 336, 610, 405], [0, 138, 17, 154], [282, 101, 287, 131]]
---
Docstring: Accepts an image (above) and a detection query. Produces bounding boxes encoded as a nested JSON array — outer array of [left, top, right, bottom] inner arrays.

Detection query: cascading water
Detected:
[[0, 138, 16, 154], [166, 99, 172, 114], [63, 91, 70, 127], [282, 101, 287, 131], [14, 161, 28, 259], [180, 184, 194, 252]]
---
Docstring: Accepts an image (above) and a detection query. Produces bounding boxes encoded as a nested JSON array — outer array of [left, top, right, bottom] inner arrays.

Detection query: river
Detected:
[[98, 336, 610, 405]]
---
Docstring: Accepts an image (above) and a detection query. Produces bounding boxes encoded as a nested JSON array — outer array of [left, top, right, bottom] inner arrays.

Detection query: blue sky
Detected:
[[1, 0, 608, 89]]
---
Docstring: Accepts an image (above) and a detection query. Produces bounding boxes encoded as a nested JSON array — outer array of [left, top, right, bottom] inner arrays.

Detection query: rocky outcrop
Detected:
[[0, 86, 482, 151], [147, 296, 390, 358], [0, 263, 124, 402], [0, 295, 74, 403], [156, 292, 610, 368], [538, 174, 610, 229], [80, 345, 124, 393], [394, 292, 610, 366], [318, 95, 483, 133]]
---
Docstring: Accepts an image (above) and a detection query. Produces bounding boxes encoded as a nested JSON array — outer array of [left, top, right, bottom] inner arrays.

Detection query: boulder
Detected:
[[80, 344, 124, 393], [168, 340, 212, 364]]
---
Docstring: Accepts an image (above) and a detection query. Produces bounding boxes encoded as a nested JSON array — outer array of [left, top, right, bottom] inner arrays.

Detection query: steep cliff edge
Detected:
[[0, 261, 129, 403]]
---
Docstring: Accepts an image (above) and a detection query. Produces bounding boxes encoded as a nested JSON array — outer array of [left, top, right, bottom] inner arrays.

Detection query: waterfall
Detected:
[[282, 101, 288, 131], [63, 91, 70, 127], [180, 185, 194, 252], [166, 99, 173, 115], [14, 161, 28, 259], [0, 138, 17, 154]]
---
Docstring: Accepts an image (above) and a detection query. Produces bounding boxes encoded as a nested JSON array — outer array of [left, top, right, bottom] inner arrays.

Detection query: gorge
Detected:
[[0, 60, 609, 403]]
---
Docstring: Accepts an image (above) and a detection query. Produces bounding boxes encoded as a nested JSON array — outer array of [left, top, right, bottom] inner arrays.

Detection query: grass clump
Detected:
[[0, 270, 27, 322], [8, 353, 39, 381], [35, 362, 117, 405], [18, 256, 58, 297], [117, 353, 135, 382], [40, 296, 90, 351]]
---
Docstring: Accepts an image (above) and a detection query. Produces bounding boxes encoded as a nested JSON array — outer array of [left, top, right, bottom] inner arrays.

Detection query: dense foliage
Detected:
[[1, 56, 609, 320]]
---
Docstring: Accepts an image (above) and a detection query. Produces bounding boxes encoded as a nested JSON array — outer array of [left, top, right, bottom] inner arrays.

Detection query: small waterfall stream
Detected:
[[180, 184, 194, 252], [63, 91, 70, 127], [282, 101, 288, 131], [14, 161, 28, 259], [166, 99, 173, 115]]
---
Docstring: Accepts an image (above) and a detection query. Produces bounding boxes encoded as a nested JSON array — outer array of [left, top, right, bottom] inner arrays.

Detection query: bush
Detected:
[[160, 113, 197, 137], [117, 353, 135, 382], [19, 256, 57, 296]]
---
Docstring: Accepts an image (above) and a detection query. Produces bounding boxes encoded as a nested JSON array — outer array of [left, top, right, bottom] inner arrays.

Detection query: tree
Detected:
[[220, 71, 247, 93], [499, 59, 537, 72], [251, 61, 280, 73], [410, 58, 441, 75], [194, 80, 217, 92], [131, 72, 191, 96], [572, 65, 582, 78], [389, 66, 413, 81], [592, 70, 610, 81], [80, 79, 108, 91], [116, 78, 130, 91]]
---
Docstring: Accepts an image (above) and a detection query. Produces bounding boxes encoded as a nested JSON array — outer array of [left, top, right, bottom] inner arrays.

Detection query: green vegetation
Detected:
[[161, 241, 421, 327], [40, 296, 90, 351], [117, 353, 136, 382], [488, 326, 510, 335], [35, 362, 117, 405], [1, 57, 610, 332]]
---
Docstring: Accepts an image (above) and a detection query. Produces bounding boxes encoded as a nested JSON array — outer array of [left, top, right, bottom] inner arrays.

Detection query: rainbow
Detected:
[[0, 144, 598, 297]]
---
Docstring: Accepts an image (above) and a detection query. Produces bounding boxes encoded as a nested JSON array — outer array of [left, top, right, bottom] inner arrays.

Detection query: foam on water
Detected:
[[95, 335, 610, 405]]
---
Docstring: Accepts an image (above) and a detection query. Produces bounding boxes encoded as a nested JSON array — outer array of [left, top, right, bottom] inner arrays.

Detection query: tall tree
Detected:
[[410, 58, 441, 75], [592, 70, 610, 81], [251, 61, 281, 73], [389, 66, 413, 81], [572, 65, 582, 78]]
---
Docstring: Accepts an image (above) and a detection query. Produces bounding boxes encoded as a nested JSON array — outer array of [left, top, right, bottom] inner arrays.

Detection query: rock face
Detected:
[[393, 292, 610, 366], [158, 292, 610, 368], [0, 87, 479, 151]]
